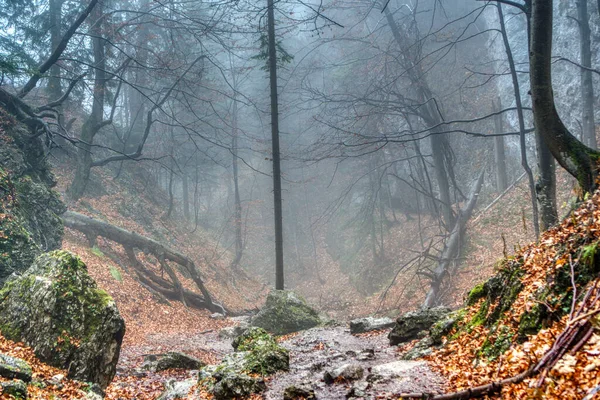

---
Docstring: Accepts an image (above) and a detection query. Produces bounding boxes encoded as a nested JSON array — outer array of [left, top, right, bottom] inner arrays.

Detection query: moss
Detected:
[[479, 324, 514, 361], [90, 246, 104, 258], [466, 283, 486, 306]]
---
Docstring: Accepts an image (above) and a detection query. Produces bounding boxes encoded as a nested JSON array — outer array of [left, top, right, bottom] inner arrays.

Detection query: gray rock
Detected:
[[142, 352, 205, 372], [356, 348, 375, 361], [218, 324, 249, 340], [210, 312, 226, 320], [156, 378, 196, 400], [388, 307, 450, 345], [0, 251, 126, 389], [349, 317, 395, 334], [346, 381, 369, 398], [401, 337, 435, 360], [368, 360, 425, 383], [212, 373, 266, 400], [1, 379, 27, 398], [283, 383, 316, 399], [0, 354, 32, 382], [324, 363, 364, 384], [250, 290, 321, 335]]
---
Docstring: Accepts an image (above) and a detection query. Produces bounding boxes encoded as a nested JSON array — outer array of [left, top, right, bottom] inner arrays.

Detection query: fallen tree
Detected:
[[422, 170, 485, 308], [62, 210, 225, 313]]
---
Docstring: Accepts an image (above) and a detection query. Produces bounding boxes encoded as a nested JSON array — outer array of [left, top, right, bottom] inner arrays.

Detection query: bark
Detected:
[[497, 1, 540, 239], [182, 173, 190, 220], [47, 0, 64, 101], [577, 0, 596, 149], [492, 98, 508, 192], [530, 0, 599, 193], [536, 134, 558, 230], [230, 62, 243, 268], [267, 0, 284, 290], [62, 211, 222, 312], [422, 170, 485, 309], [67, 2, 105, 201]]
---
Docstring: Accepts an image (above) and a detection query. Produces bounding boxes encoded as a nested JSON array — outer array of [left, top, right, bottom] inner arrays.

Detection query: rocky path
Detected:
[[115, 320, 446, 399]]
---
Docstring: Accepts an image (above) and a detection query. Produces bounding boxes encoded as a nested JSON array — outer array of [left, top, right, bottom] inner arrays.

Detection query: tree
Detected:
[[530, 0, 599, 193], [267, 0, 284, 290], [576, 0, 596, 150]]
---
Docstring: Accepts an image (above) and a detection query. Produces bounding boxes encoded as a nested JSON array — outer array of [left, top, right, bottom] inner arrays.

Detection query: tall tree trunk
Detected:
[[530, 0, 598, 192], [230, 56, 243, 268], [267, 0, 284, 290], [68, 3, 105, 201], [492, 98, 508, 192], [497, 1, 540, 239], [536, 136, 558, 230], [577, 0, 596, 150], [47, 0, 63, 100]]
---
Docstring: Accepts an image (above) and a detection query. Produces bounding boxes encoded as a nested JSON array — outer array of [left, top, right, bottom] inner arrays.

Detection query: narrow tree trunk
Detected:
[[230, 65, 243, 267], [492, 98, 508, 192], [530, 0, 598, 192], [47, 0, 63, 100], [68, 3, 105, 201], [166, 167, 175, 219], [497, 1, 540, 239], [577, 0, 596, 149], [267, 0, 284, 290], [536, 135, 558, 230], [182, 173, 190, 220]]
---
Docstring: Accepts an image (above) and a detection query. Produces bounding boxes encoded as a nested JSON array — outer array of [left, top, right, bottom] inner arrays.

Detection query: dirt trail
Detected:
[[115, 322, 445, 399]]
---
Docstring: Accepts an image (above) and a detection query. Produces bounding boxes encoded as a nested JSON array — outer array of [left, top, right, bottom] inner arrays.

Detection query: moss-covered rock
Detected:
[[0, 354, 32, 382], [0, 251, 125, 389], [0, 113, 65, 286], [250, 290, 321, 335], [211, 373, 266, 400], [388, 306, 450, 345], [1, 379, 28, 399]]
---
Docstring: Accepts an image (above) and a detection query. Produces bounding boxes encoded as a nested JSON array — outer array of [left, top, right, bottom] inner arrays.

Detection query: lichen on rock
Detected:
[[250, 290, 321, 335], [0, 251, 125, 389]]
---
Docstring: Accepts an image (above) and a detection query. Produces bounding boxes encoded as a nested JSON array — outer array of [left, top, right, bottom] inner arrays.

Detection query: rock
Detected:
[[283, 383, 316, 399], [356, 348, 375, 361], [346, 381, 369, 398], [323, 363, 364, 384], [49, 374, 65, 386], [430, 311, 462, 345], [210, 312, 226, 320], [218, 324, 249, 340], [388, 307, 451, 345], [0, 354, 32, 382], [156, 378, 196, 400], [401, 337, 435, 360], [212, 373, 266, 400], [231, 327, 289, 374], [142, 352, 205, 372], [0, 117, 66, 286], [0, 251, 126, 389], [368, 360, 424, 383], [349, 317, 395, 334], [1, 379, 28, 398], [250, 290, 321, 335]]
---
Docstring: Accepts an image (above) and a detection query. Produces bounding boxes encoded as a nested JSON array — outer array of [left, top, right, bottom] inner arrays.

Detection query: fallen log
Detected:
[[63, 210, 225, 313], [422, 170, 485, 308]]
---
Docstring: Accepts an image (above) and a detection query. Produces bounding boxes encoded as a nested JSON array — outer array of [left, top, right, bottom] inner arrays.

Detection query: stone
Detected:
[[283, 383, 316, 399], [212, 373, 266, 400], [218, 324, 249, 340], [48, 374, 65, 385], [156, 378, 196, 400], [142, 352, 205, 372], [230, 327, 289, 375], [346, 381, 369, 398], [0, 251, 126, 389], [349, 317, 395, 334], [356, 348, 375, 361], [0, 117, 66, 287], [210, 313, 225, 320], [0, 354, 32, 382], [323, 363, 364, 384], [1, 379, 27, 398], [250, 290, 321, 335], [401, 337, 435, 360], [367, 360, 424, 383], [388, 307, 451, 345]]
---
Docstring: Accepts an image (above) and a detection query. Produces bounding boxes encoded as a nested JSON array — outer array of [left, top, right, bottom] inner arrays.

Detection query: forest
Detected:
[[1, 0, 600, 398]]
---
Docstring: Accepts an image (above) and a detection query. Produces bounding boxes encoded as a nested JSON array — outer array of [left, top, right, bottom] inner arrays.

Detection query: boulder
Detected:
[[367, 360, 425, 383], [218, 324, 249, 340], [349, 317, 395, 334], [1, 379, 28, 398], [283, 383, 316, 399], [388, 307, 450, 345], [142, 352, 205, 372], [401, 336, 435, 360], [0, 117, 66, 286], [231, 327, 289, 375], [347, 381, 369, 398], [212, 373, 266, 400], [323, 363, 364, 384], [250, 290, 321, 335], [0, 354, 32, 382], [0, 251, 126, 389], [156, 378, 195, 400]]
